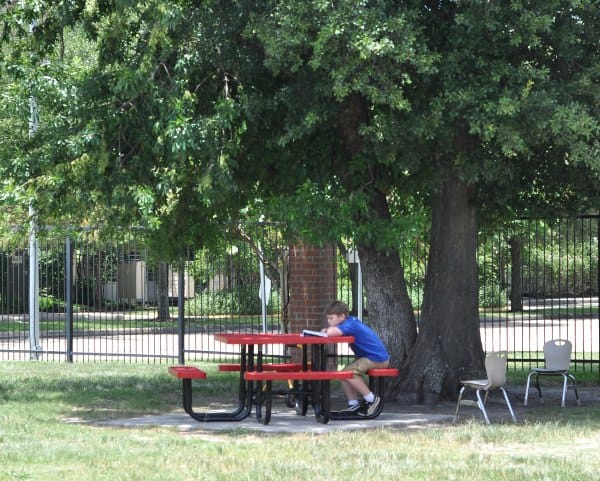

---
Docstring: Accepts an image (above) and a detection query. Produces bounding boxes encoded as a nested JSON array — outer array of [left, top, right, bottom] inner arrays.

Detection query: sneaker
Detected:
[[339, 403, 362, 415], [358, 395, 381, 417]]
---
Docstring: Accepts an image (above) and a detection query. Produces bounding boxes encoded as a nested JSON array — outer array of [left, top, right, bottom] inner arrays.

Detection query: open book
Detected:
[[302, 329, 328, 337]]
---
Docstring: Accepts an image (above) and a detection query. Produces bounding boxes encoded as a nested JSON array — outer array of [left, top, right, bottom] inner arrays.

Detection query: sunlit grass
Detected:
[[1, 362, 600, 481]]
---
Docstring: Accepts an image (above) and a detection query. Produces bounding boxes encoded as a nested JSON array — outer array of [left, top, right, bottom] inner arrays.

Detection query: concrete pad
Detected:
[[95, 408, 454, 434]]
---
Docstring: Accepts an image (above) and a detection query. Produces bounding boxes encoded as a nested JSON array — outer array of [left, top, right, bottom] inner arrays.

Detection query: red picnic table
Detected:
[[169, 332, 354, 424]]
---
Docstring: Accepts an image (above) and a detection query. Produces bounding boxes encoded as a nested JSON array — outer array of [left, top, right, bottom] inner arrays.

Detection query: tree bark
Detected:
[[358, 243, 417, 369], [392, 171, 484, 403], [157, 262, 170, 321], [335, 92, 417, 369], [357, 189, 417, 370]]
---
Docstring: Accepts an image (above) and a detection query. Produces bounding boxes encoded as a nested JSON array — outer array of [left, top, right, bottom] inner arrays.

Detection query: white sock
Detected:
[[348, 400, 360, 407], [364, 392, 375, 403]]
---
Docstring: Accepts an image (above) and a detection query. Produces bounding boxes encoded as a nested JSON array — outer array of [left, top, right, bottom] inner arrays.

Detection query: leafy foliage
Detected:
[[2, 1, 598, 242]]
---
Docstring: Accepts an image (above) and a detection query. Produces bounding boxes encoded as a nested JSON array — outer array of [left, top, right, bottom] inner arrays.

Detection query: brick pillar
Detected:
[[288, 244, 337, 332]]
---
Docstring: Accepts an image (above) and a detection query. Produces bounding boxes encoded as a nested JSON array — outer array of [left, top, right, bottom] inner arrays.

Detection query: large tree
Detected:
[[1, 1, 598, 401], [393, 1, 600, 401], [238, 0, 600, 401]]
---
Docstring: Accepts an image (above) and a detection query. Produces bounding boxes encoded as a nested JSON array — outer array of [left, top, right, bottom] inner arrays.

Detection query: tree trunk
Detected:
[[157, 262, 170, 321], [358, 243, 417, 369], [393, 171, 484, 403], [357, 189, 417, 370], [279, 248, 290, 332], [335, 92, 417, 368]]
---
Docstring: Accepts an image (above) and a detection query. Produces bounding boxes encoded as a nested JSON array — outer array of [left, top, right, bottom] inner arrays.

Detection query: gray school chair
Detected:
[[454, 351, 517, 424], [524, 339, 580, 408]]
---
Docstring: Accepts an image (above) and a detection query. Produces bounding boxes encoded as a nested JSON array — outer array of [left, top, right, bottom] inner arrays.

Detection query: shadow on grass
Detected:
[[0, 362, 240, 421], [2, 363, 599, 428]]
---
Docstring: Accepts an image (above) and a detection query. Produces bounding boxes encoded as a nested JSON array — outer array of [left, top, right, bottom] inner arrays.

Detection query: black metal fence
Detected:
[[0, 224, 286, 363], [1, 217, 598, 374], [478, 216, 599, 373]]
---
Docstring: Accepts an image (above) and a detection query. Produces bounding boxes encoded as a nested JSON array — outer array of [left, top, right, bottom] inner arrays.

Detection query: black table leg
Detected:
[[310, 344, 333, 424], [180, 345, 254, 422]]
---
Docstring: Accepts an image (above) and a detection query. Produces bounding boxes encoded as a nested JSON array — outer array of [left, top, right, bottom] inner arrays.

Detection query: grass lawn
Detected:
[[1, 362, 600, 481]]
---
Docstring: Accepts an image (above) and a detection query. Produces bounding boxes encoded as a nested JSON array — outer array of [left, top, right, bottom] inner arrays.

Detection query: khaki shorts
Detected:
[[343, 357, 389, 377]]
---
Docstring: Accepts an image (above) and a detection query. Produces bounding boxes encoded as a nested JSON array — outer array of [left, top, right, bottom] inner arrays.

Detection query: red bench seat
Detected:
[[168, 366, 207, 380]]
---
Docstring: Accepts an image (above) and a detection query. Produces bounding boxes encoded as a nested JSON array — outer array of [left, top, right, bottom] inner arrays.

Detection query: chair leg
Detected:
[[568, 374, 581, 406], [534, 373, 543, 402], [560, 373, 568, 408], [475, 389, 491, 424], [524, 371, 535, 406], [454, 386, 466, 422], [500, 387, 517, 423]]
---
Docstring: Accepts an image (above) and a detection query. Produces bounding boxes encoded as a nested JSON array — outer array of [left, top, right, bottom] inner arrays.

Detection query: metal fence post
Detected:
[[177, 260, 185, 364], [65, 236, 73, 362], [28, 206, 41, 360]]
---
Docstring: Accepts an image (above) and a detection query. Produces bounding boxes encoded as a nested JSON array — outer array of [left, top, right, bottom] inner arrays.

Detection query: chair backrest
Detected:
[[543, 339, 572, 371], [484, 351, 508, 389]]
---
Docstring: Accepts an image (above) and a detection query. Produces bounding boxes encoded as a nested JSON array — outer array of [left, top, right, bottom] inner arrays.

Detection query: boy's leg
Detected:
[[338, 359, 367, 413], [344, 376, 371, 397], [342, 358, 389, 415], [341, 378, 360, 400], [341, 358, 374, 400]]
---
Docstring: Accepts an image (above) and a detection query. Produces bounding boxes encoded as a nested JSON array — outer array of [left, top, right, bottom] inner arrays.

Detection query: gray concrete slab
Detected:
[[95, 408, 454, 434]]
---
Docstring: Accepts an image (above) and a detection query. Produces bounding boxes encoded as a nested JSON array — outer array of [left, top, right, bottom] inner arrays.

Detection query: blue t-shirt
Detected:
[[337, 316, 389, 362]]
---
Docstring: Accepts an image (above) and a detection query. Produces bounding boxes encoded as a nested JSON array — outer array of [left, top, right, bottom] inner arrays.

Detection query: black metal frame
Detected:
[[178, 344, 255, 422]]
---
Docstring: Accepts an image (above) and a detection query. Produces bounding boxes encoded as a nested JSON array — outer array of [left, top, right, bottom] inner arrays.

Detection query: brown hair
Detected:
[[324, 300, 349, 316]]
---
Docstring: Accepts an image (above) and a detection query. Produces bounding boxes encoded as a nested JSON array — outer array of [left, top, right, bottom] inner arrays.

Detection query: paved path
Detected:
[[91, 384, 598, 435], [95, 407, 455, 434], [74, 384, 600, 436]]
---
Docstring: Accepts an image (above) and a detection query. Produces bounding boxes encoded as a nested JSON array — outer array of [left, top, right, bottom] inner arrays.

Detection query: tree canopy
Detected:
[[3, 1, 598, 234]]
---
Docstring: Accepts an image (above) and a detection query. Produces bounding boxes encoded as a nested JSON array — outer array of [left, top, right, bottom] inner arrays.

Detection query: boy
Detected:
[[322, 300, 390, 416]]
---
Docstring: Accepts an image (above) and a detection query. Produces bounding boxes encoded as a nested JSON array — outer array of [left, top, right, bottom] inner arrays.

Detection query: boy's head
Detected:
[[325, 300, 349, 326]]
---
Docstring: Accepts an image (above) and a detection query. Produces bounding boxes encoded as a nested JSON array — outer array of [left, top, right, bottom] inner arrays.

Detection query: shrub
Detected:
[[186, 286, 280, 316]]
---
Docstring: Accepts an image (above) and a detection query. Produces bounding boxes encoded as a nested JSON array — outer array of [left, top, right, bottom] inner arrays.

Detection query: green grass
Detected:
[[1, 362, 600, 481], [506, 365, 600, 385]]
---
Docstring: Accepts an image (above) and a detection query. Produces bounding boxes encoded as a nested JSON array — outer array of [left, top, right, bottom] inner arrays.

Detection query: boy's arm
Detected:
[[323, 326, 344, 336]]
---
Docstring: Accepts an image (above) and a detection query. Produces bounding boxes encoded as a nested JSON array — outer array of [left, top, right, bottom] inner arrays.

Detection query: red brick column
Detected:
[[288, 244, 337, 332]]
